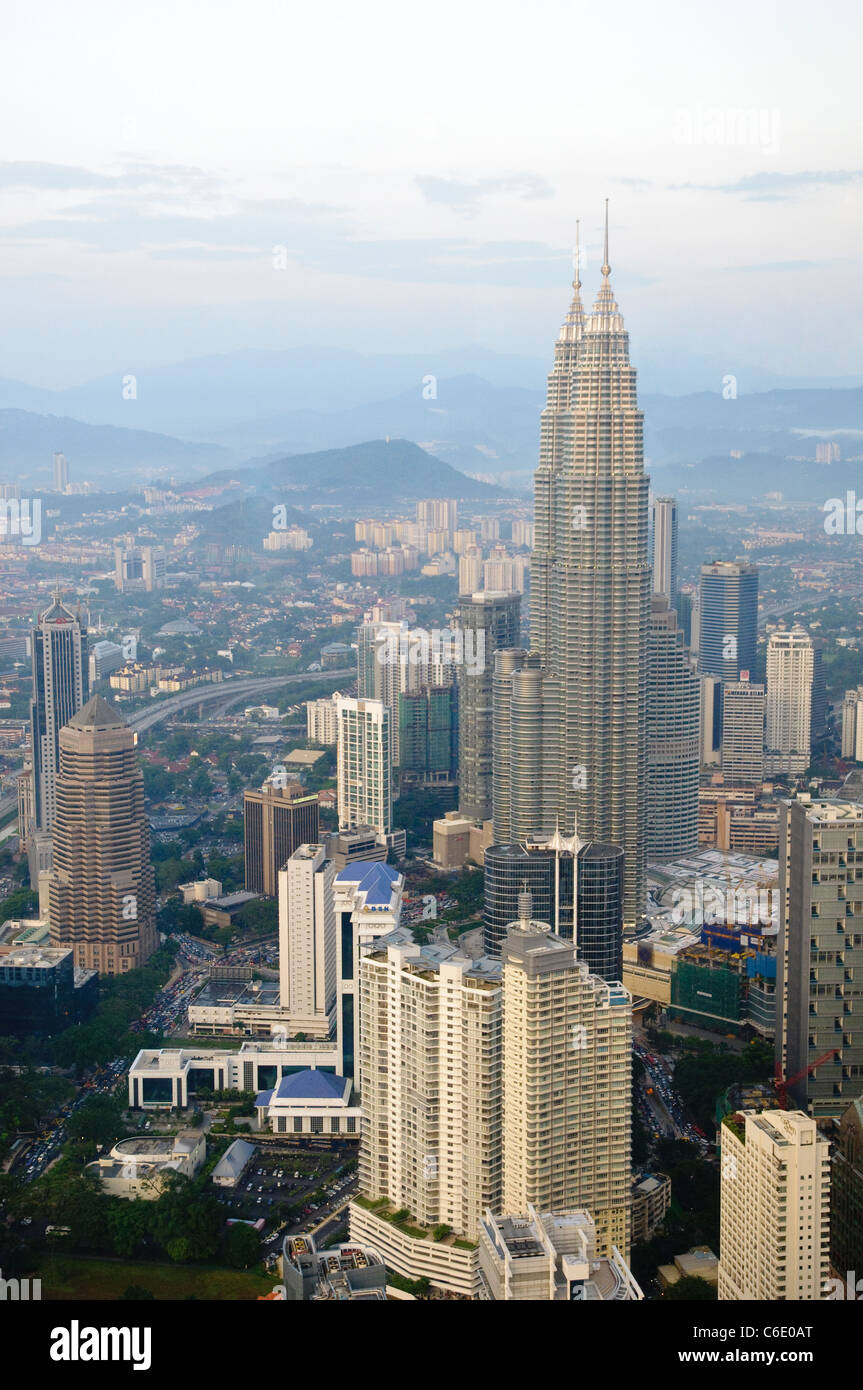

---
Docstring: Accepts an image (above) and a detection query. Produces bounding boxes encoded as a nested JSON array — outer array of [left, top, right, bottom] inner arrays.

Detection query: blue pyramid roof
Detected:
[[335, 860, 398, 907], [274, 1069, 345, 1101]]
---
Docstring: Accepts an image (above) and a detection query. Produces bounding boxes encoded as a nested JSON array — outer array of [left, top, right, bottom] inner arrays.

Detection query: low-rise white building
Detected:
[[255, 1069, 361, 1138], [87, 1131, 205, 1200], [128, 1042, 341, 1109]]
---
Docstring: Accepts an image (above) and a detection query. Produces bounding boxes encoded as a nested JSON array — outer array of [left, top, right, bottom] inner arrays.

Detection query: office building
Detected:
[[700, 673, 722, 766], [482, 836, 623, 982], [651, 496, 678, 603], [243, 780, 320, 896], [457, 590, 521, 821], [277, 844, 337, 1040], [336, 696, 391, 835], [831, 1095, 863, 1282], [721, 677, 765, 786], [29, 591, 88, 833], [498, 216, 649, 929], [0, 944, 97, 1037], [697, 560, 758, 681], [88, 639, 125, 685], [397, 685, 457, 784], [777, 798, 863, 1118], [646, 599, 699, 857], [718, 1109, 830, 1301], [48, 694, 158, 974], [501, 899, 632, 1257], [765, 626, 813, 776]]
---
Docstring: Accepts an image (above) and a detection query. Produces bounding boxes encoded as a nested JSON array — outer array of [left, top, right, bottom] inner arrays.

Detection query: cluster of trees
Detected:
[[660, 1036, 774, 1133], [0, 1063, 74, 1162], [49, 941, 179, 1072]]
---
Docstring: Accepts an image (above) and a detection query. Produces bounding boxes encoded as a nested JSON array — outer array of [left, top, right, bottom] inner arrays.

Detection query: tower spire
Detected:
[[602, 197, 610, 277], [573, 219, 581, 291]]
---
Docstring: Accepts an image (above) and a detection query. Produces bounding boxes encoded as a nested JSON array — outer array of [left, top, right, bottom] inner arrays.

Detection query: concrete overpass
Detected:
[[126, 670, 353, 734]]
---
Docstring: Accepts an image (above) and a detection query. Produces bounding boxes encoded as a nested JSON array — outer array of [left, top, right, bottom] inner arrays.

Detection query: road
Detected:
[[126, 670, 353, 733]]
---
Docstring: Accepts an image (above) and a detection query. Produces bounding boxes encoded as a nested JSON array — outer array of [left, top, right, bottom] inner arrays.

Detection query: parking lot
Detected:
[[218, 1147, 358, 1233]]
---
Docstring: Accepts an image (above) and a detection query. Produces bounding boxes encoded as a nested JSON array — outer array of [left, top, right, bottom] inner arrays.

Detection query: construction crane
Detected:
[[774, 1048, 839, 1110]]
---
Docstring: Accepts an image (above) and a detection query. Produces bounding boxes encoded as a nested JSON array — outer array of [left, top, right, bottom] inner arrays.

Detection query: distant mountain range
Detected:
[[0, 343, 859, 500]]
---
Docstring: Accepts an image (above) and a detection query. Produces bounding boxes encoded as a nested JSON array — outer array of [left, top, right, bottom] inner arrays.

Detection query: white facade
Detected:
[[357, 935, 502, 1243], [651, 496, 678, 603], [721, 677, 766, 786], [306, 694, 340, 745], [718, 1108, 830, 1301], [336, 696, 392, 834], [278, 844, 337, 1039], [765, 626, 813, 775], [841, 685, 863, 761], [479, 1206, 643, 1301], [501, 921, 632, 1258]]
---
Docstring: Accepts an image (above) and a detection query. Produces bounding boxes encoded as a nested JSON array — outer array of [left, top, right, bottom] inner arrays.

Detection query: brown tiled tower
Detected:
[[49, 693, 158, 974]]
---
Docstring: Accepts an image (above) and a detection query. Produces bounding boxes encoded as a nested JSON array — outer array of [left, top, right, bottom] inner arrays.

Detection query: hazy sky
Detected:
[[2, 0, 861, 388]]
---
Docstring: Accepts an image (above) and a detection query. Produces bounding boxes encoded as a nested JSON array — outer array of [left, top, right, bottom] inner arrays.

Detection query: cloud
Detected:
[[0, 160, 218, 192], [672, 169, 863, 200], [416, 173, 554, 212]]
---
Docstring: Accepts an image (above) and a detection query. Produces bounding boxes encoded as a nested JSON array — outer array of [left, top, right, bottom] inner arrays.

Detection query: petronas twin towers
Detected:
[[493, 207, 649, 927]]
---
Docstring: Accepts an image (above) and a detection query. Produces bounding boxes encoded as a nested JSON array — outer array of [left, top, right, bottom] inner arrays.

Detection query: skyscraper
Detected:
[[30, 591, 88, 834], [765, 626, 813, 776], [277, 843, 337, 1039], [48, 694, 157, 974], [457, 590, 521, 821], [777, 798, 863, 1119], [651, 496, 678, 603], [495, 210, 650, 928], [53, 451, 69, 492], [482, 835, 623, 982], [646, 598, 700, 857], [501, 899, 632, 1257], [721, 677, 765, 786], [336, 696, 391, 834], [718, 1109, 830, 1301], [355, 935, 502, 1243], [244, 780, 320, 896], [697, 560, 758, 681]]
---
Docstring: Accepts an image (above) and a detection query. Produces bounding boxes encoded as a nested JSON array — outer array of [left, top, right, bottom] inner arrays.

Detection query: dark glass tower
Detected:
[[483, 834, 623, 982], [698, 560, 758, 681], [29, 591, 88, 833]]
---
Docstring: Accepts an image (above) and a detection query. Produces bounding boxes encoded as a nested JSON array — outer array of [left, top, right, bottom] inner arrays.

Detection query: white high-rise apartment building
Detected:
[[765, 626, 813, 775], [306, 693, 340, 745], [356, 935, 502, 1240], [277, 843, 337, 1039], [458, 546, 484, 596], [651, 496, 678, 603], [416, 498, 457, 537], [501, 903, 632, 1258], [336, 696, 391, 834], [841, 685, 863, 761], [718, 1108, 830, 1301]]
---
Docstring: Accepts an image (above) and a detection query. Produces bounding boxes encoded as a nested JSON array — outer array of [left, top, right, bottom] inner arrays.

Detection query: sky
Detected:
[[1, 0, 861, 389]]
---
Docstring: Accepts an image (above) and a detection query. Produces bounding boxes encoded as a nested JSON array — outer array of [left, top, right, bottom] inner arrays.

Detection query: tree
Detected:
[[223, 1221, 261, 1269], [664, 1275, 716, 1300]]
